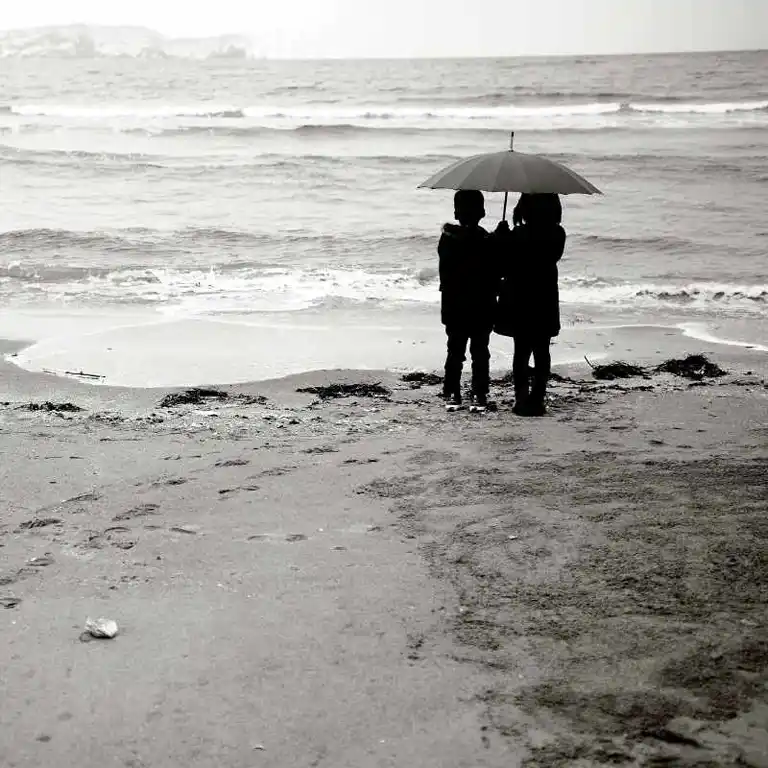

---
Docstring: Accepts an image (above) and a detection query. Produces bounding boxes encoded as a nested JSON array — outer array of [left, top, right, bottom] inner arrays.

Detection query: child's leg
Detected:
[[444, 327, 469, 398], [512, 336, 533, 407], [530, 337, 552, 404], [469, 328, 491, 398]]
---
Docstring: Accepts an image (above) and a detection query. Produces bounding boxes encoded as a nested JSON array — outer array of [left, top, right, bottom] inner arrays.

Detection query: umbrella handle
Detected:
[[502, 133, 513, 221]]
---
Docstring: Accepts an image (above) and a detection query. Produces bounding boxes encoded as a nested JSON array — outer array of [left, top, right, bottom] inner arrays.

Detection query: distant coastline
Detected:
[[0, 24, 257, 60], [0, 25, 765, 61]]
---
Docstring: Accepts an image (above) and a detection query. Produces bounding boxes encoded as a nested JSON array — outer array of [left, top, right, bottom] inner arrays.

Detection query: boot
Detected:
[[512, 382, 529, 416], [526, 379, 547, 416], [442, 374, 461, 402]]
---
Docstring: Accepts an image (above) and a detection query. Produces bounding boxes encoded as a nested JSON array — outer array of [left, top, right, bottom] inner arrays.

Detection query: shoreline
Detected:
[[3, 313, 766, 390]]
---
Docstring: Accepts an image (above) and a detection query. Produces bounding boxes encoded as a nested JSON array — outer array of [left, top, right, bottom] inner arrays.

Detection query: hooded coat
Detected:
[[437, 223, 499, 329], [495, 223, 566, 338]]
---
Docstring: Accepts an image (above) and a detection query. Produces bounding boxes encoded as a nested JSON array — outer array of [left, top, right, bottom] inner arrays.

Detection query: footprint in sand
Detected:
[[111, 539, 136, 550], [80, 527, 136, 551], [0, 572, 18, 587], [27, 555, 55, 567], [17, 518, 62, 531], [169, 525, 200, 535], [151, 477, 188, 487], [79, 531, 105, 550], [215, 458, 250, 468], [68, 492, 101, 503], [1, 597, 21, 609], [218, 485, 260, 497], [107, 528, 137, 549], [247, 533, 308, 543], [104, 526, 131, 535], [252, 466, 296, 478], [113, 503, 160, 522]]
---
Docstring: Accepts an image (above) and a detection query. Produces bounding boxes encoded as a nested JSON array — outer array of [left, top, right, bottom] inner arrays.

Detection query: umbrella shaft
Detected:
[[502, 191, 508, 221]]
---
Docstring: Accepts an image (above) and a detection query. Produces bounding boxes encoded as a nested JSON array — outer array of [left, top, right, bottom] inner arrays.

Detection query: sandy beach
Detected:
[[1, 335, 766, 767]]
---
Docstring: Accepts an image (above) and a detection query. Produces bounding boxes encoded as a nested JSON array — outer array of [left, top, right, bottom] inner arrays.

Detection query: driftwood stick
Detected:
[[64, 370, 105, 380]]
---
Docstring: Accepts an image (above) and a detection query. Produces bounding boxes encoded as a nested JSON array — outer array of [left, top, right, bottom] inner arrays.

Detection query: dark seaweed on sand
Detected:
[[400, 372, 443, 387], [158, 388, 229, 408], [158, 388, 268, 408], [233, 394, 268, 405], [585, 358, 649, 380], [19, 401, 84, 413], [655, 354, 727, 380], [296, 382, 392, 400]]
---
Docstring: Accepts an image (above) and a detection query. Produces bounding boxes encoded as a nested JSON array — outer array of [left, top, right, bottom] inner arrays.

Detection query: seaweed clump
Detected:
[[19, 401, 83, 413], [585, 358, 648, 381], [655, 355, 727, 380], [296, 382, 391, 400], [158, 388, 228, 408], [401, 371, 443, 387]]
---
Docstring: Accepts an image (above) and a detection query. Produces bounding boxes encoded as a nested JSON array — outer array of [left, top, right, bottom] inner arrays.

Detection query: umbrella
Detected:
[[418, 132, 601, 219]]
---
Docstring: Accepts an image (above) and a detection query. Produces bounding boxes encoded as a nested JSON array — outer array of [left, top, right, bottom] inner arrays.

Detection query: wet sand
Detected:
[[5, 305, 766, 388], [1, 339, 766, 767]]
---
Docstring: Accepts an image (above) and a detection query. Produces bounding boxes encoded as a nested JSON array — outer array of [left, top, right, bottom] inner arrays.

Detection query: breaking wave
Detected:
[[1, 253, 765, 318], [3, 100, 767, 121], [560, 277, 768, 311]]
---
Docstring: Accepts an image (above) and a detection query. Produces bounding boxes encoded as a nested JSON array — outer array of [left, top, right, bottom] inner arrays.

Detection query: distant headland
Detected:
[[0, 24, 258, 59]]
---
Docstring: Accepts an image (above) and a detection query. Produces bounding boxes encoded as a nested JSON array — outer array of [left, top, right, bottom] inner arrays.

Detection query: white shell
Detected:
[[85, 617, 119, 638]]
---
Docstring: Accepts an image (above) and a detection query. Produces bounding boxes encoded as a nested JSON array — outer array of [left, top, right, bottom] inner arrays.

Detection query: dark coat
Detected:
[[495, 223, 566, 339], [437, 223, 499, 329]]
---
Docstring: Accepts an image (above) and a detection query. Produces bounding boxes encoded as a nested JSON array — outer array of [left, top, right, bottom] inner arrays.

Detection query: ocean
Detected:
[[1, 48, 767, 386]]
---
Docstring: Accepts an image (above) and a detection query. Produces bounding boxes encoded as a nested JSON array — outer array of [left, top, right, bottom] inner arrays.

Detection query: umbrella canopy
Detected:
[[418, 133, 601, 214]]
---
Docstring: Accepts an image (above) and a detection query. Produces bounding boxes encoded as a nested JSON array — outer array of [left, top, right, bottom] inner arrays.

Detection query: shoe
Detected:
[[444, 394, 463, 412], [514, 399, 546, 417], [468, 393, 488, 413], [513, 387, 529, 415]]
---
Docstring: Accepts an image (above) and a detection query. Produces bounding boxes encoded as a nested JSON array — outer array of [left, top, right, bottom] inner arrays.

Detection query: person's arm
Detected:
[[438, 225, 458, 291], [550, 225, 566, 265]]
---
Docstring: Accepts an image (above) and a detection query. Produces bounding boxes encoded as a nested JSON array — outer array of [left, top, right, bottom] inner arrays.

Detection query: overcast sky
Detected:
[[2, 0, 767, 58]]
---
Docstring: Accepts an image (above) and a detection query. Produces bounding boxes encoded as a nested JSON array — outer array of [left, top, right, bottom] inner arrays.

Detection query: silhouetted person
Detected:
[[495, 193, 565, 416], [437, 190, 498, 412]]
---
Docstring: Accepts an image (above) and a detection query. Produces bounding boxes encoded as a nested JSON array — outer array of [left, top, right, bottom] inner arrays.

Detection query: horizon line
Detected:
[[2, 47, 767, 62], [0, 24, 765, 60]]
